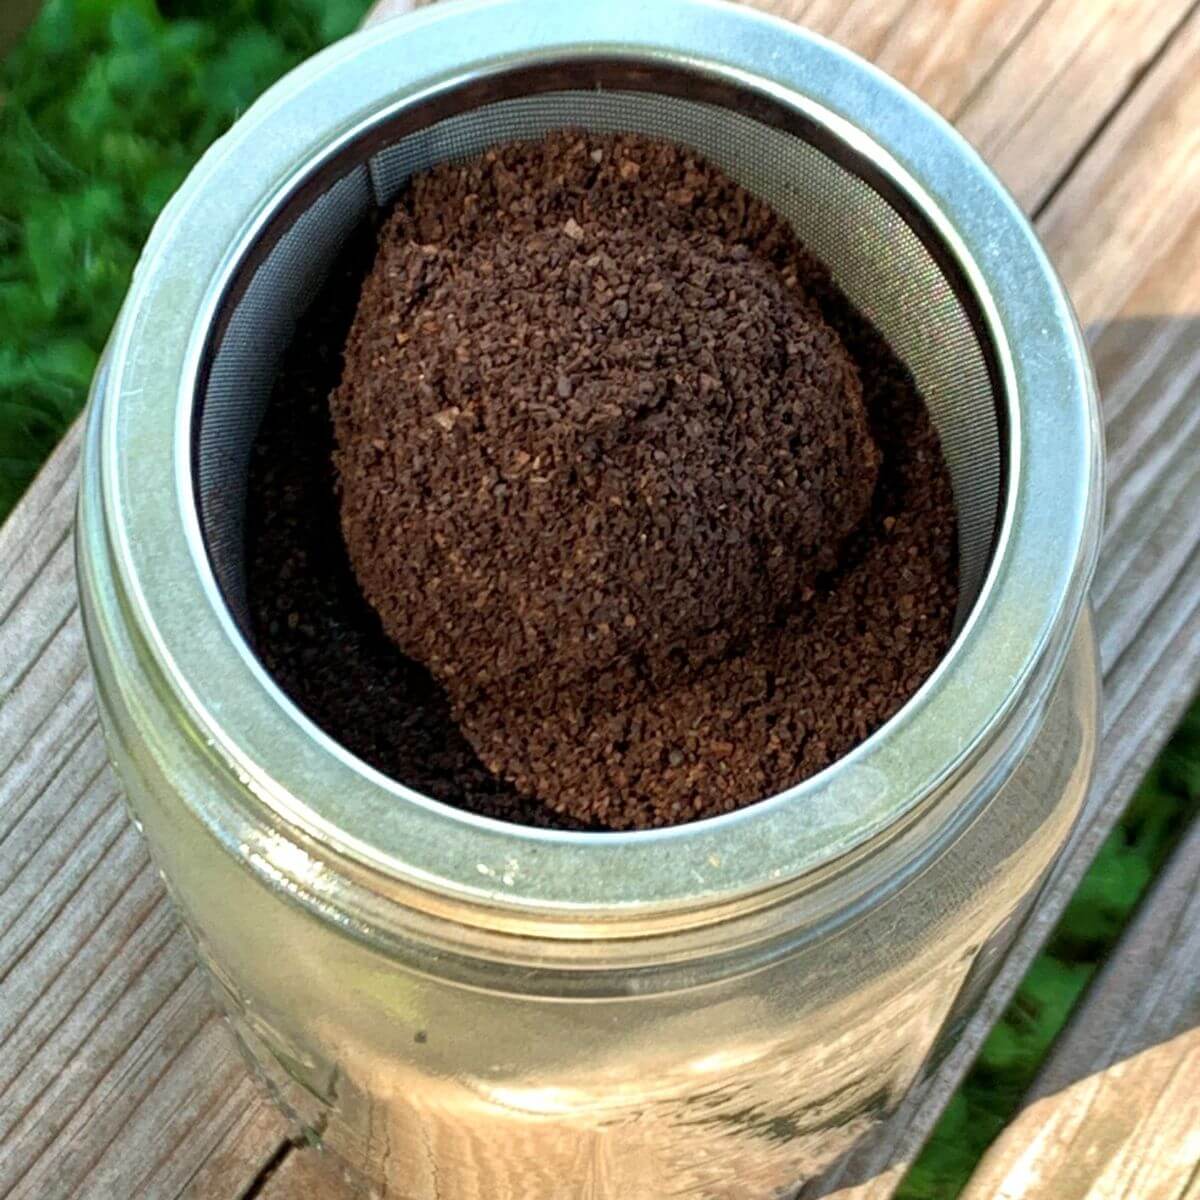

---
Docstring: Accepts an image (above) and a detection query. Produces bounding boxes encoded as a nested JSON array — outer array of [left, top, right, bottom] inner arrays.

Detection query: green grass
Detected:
[[2, 5, 1198, 1195], [0, 0, 372, 520]]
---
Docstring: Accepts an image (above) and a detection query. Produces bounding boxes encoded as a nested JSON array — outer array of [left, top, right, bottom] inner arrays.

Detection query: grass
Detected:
[[2, 4, 1197, 1195], [0, 0, 372, 520]]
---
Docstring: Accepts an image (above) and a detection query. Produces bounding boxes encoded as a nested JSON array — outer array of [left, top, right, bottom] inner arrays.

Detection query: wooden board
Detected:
[[956, 0, 1198, 214], [1, 1, 1198, 1197]]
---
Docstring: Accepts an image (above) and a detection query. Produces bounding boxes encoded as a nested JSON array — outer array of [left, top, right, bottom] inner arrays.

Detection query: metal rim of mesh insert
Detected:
[[91, 0, 1102, 916]]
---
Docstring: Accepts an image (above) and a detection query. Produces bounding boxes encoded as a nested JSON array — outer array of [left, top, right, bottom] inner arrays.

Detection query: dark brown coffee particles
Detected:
[[333, 133, 880, 716], [245, 223, 592, 829], [246, 132, 958, 832]]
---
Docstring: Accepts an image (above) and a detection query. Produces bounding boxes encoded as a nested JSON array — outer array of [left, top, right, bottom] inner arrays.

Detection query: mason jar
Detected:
[[77, 1, 1104, 1195]]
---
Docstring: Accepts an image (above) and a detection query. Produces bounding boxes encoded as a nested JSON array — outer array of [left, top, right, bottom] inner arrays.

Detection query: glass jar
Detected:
[[77, 1, 1103, 1195]]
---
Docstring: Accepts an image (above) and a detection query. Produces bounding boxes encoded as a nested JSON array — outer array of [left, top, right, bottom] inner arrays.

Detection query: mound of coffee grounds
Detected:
[[245, 224, 591, 829], [245, 136, 958, 832], [332, 133, 879, 714]]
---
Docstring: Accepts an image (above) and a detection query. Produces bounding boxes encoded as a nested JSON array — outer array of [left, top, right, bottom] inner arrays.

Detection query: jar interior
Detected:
[[193, 59, 1006, 699]]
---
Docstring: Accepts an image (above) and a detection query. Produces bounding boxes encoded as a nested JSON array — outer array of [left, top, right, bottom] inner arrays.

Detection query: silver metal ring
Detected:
[[95, 0, 1102, 916]]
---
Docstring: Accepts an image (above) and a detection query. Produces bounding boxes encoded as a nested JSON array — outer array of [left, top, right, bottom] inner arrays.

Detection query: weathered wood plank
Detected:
[[804, 0, 1046, 120], [1037, 8, 1200, 332], [3, 1, 1199, 1198], [0, 422, 78, 619], [956, 0, 1197, 213], [177, 1093, 289, 1200], [960, 819, 1200, 1200], [257, 1148, 364, 1200]]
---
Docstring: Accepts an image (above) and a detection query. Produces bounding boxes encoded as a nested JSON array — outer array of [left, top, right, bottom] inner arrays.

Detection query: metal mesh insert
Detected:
[[198, 84, 1002, 639]]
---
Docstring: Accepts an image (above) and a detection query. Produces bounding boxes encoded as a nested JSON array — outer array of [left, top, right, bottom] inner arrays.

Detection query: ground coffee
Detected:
[[333, 133, 879, 717], [245, 134, 958, 832], [246, 223, 590, 829]]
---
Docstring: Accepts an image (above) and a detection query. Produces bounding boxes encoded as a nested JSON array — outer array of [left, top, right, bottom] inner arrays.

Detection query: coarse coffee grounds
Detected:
[[245, 134, 958, 832]]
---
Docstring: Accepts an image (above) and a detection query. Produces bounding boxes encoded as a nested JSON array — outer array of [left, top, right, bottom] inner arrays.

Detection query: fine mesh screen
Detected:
[[198, 83, 1002, 636]]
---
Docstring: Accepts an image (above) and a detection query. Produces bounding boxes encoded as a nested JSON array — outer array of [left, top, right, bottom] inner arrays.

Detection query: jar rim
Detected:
[[95, 0, 1102, 918]]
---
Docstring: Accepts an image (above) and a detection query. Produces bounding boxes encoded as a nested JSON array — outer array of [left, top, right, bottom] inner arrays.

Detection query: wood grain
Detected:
[[1038, 8, 1200, 332], [0, 428, 290, 1200], [256, 1148, 365, 1200], [956, 0, 1198, 213], [2, 1, 1199, 1198], [803, 0, 1047, 120], [177, 1094, 290, 1200], [960, 819, 1200, 1200]]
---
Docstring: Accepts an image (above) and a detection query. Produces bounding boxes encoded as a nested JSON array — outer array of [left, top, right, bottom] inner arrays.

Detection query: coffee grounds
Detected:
[[245, 136, 957, 832], [333, 133, 879, 717], [245, 222, 594, 829]]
